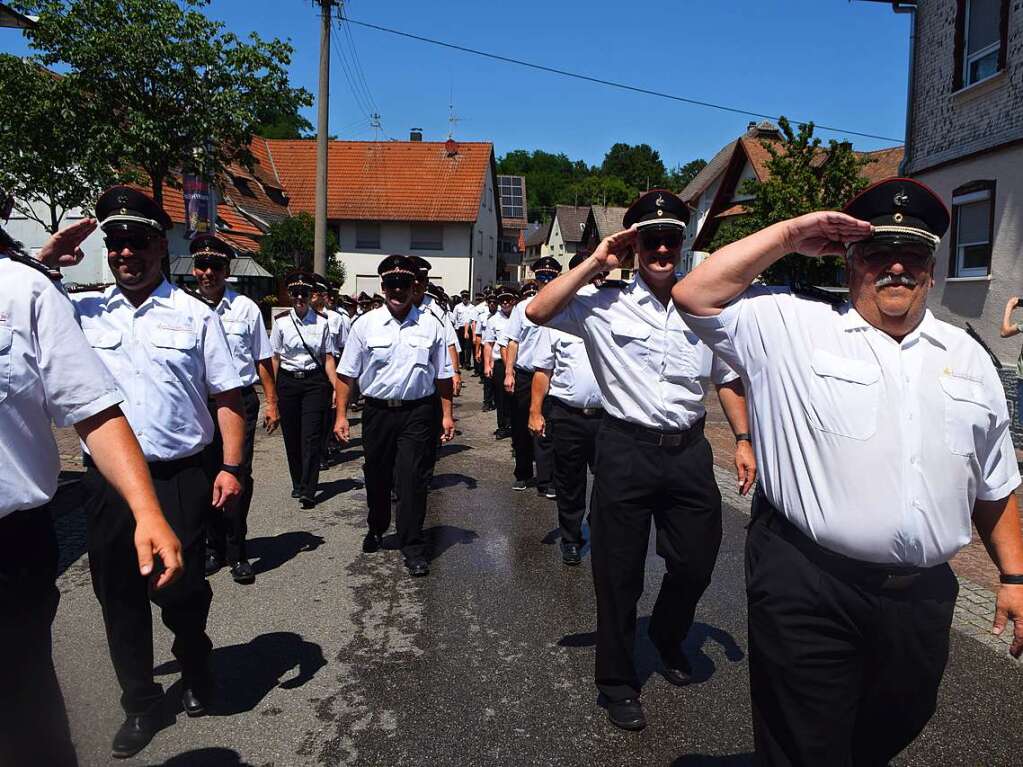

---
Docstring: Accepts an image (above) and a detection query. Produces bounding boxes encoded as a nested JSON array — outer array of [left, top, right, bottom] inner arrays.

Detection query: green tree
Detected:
[[254, 106, 313, 140], [709, 117, 872, 285], [0, 55, 117, 232], [496, 149, 590, 221], [567, 175, 637, 208], [17, 0, 311, 206], [667, 158, 707, 191], [258, 212, 344, 285], [601, 143, 667, 191]]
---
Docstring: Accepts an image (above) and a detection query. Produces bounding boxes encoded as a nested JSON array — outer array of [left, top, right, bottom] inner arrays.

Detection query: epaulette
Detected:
[[598, 279, 627, 290], [180, 285, 217, 308], [315, 309, 328, 319], [6, 249, 63, 281], [351, 312, 367, 324], [791, 282, 845, 308], [274, 310, 290, 320]]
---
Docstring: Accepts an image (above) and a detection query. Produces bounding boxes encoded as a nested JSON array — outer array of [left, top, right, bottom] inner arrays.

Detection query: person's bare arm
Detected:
[[529, 369, 552, 438], [334, 375, 354, 443], [1000, 297, 1021, 338], [974, 494, 1023, 657], [437, 378, 456, 442], [526, 228, 636, 326], [505, 341, 519, 394], [715, 379, 756, 496], [211, 389, 245, 509], [672, 213, 874, 317], [75, 405, 183, 588], [256, 358, 279, 433], [448, 345, 462, 395], [483, 343, 494, 377]]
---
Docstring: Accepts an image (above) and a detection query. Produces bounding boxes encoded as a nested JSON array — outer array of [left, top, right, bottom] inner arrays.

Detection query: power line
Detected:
[[330, 28, 373, 117], [343, 16, 903, 145], [338, 14, 378, 114]]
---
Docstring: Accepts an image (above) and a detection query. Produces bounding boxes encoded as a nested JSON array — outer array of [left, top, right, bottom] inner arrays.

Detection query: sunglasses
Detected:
[[105, 234, 154, 252], [193, 257, 226, 271], [856, 247, 933, 270], [639, 229, 683, 251]]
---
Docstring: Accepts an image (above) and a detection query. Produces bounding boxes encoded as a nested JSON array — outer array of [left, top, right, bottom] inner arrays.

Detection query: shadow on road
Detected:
[[430, 472, 478, 490], [143, 747, 255, 766], [438, 443, 473, 459], [155, 631, 326, 717], [557, 620, 744, 686], [247, 531, 325, 576], [315, 477, 363, 504], [670, 755, 754, 766], [425, 524, 479, 562]]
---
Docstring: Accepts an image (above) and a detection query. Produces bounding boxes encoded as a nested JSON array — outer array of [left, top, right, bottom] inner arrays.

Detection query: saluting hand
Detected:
[[440, 415, 456, 444], [36, 218, 97, 268], [133, 513, 184, 590], [592, 226, 638, 271], [993, 584, 1023, 658], [211, 471, 243, 510], [335, 415, 351, 444], [735, 440, 757, 496], [781, 212, 874, 258]]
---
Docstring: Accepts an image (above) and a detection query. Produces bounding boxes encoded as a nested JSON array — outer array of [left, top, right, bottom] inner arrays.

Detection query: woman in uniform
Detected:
[[271, 271, 338, 508]]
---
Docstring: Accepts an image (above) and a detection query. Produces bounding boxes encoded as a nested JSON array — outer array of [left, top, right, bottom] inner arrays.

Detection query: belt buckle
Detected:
[[386, 398, 402, 408], [582, 408, 597, 417], [658, 432, 684, 448], [882, 572, 920, 591], [293, 370, 306, 379]]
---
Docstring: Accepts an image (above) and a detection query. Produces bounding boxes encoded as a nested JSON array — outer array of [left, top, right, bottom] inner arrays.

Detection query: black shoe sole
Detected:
[[607, 713, 647, 731], [183, 704, 207, 718]]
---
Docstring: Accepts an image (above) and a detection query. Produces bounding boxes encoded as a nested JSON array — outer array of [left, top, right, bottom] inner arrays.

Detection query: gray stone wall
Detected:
[[906, 0, 1023, 175]]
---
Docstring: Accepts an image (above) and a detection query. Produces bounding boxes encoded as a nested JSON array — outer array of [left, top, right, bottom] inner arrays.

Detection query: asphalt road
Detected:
[[51, 376, 1023, 766]]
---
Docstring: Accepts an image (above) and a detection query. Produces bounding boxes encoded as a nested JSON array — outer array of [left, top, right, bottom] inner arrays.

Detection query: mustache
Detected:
[[874, 272, 918, 289]]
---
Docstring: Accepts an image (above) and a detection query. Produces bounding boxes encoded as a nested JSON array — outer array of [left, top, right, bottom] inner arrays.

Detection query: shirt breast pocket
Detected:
[[938, 375, 990, 457], [406, 336, 433, 368], [665, 330, 703, 382], [151, 330, 198, 382], [0, 326, 12, 405], [611, 321, 650, 363], [367, 336, 390, 362], [807, 349, 881, 440]]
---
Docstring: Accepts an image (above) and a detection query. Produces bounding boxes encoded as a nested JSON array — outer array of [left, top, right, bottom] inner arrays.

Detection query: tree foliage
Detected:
[[600, 143, 667, 191], [0, 54, 118, 232], [16, 0, 311, 205], [667, 159, 708, 191], [709, 117, 872, 285], [258, 212, 344, 285]]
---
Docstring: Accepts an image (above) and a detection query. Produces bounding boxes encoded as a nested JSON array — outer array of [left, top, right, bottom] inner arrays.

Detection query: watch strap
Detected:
[[735, 433, 752, 443], [1000, 573, 1023, 585]]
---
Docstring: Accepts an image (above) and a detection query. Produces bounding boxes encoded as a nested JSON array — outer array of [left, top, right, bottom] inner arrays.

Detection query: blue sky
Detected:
[[3, 0, 913, 169]]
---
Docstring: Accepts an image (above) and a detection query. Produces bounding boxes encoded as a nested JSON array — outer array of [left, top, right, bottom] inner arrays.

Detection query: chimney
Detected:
[[410, 128, 423, 142]]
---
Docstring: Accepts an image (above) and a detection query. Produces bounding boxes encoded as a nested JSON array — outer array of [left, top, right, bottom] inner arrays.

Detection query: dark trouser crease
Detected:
[[548, 398, 601, 546], [511, 368, 536, 481], [492, 360, 512, 430], [277, 372, 330, 500]]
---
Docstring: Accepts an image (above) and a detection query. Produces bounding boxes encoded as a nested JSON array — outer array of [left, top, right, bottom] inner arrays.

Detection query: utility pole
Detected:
[[314, 0, 340, 277]]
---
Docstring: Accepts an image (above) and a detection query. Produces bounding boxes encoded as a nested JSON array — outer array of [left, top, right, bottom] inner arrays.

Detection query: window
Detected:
[[356, 222, 380, 249], [498, 175, 525, 220], [232, 177, 257, 198], [489, 235, 494, 260], [477, 229, 483, 257], [956, 0, 1007, 89], [950, 181, 995, 277], [411, 223, 443, 250]]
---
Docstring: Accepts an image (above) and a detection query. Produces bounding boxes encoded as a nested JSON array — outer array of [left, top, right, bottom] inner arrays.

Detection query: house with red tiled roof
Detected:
[[678, 121, 904, 273], [259, 137, 501, 297]]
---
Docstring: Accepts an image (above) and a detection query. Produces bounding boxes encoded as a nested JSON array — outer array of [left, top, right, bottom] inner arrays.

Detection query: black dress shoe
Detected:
[[406, 558, 430, 577], [650, 632, 694, 686], [291, 488, 300, 499], [181, 686, 208, 717], [607, 698, 646, 731], [204, 551, 223, 576], [230, 560, 255, 584], [111, 712, 160, 758], [362, 531, 382, 553], [561, 543, 582, 566], [300, 496, 316, 509]]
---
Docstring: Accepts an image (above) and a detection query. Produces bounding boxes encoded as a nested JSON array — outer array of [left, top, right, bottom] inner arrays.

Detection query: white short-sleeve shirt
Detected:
[[72, 279, 242, 462], [338, 304, 453, 400], [214, 288, 272, 387], [453, 301, 476, 328], [532, 327, 603, 410], [545, 275, 737, 430], [683, 287, 1021, 566], [270, 308, 336, 373], [0, 255, 125, 516], [484, 308, 514, 349], [499, 296, 547, 372]]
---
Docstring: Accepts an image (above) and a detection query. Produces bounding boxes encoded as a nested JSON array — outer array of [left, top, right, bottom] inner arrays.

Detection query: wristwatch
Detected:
[[999, 573, 1023, 585], [735, 433, 752, 443], [220, 463, 243, 478]]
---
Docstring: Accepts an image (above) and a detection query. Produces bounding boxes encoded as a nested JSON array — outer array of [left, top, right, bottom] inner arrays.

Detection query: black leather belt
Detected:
[[605, 414, 704, 448], [551, 397, 604, 418], [752, 487, 934, 592], [84, 451, 203, 478], [365, 396, 434, 409], [279, 369, 323, 380]]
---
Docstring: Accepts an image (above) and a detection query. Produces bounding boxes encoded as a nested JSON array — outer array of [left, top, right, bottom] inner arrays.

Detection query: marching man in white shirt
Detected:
[[334, 256, 455, 577], [37, 186, 245, 758], [673, 177, 1023, 766], [191, 234, 279, 584], [453, 289, 476, 370], [527, 189, 755, 732]]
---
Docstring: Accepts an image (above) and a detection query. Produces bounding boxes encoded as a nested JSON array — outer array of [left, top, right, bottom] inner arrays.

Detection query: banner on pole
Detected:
[[183, 174, 217, 239]]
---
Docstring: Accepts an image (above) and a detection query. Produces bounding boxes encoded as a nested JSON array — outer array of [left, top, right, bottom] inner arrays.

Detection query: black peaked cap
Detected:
[[622, 188, 690, 230]]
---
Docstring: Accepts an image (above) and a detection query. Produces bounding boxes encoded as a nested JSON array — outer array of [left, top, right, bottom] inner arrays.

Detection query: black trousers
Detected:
[[0, 507, 78, 767], [492, 359, 512, 430], [457, 327, 473, 368], [511, 368, 536, 481], [590, 417, 722, 702], [746, 494, 957, 767], [362, 398, 435, 560], [83, 455, 213, 714], [277, 371, 331, 500], [534, 394, 554, 488], [204, 386, 259, 563], [548, 398, 601, 545]]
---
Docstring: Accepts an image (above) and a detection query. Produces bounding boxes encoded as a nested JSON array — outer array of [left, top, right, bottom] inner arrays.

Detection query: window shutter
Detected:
[[953, 0, 967, 91], [998, 0, 1010, 71]]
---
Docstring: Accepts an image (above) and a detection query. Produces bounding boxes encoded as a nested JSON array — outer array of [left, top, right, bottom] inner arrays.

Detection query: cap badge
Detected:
[[117, 194, 128, 206], [893, 212, 904, 223], [655, 194, 665, 208], [893, 190, 908, 207]]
